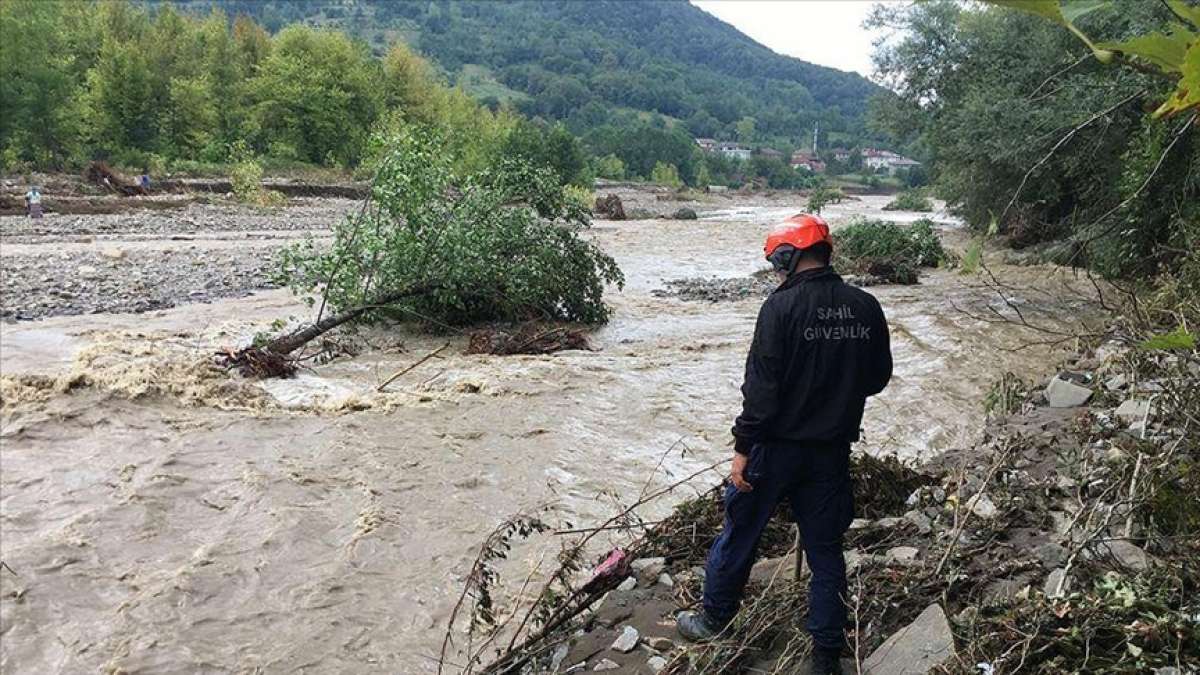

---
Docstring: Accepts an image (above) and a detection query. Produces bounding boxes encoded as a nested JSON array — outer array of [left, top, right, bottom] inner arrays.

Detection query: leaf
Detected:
[[1138, 326, 1196, 350], [1060, 0, 1109, 24], [1154, 38, 1200, 117], [1097, 24, 1196, 72], [988, 0, 1068, 25], [1165, 0, 1200, 29]]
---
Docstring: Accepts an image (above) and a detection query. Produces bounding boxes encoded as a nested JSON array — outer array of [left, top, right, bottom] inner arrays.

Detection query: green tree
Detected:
[[650, 161, 683, 188], [735, 116, 757, 144]]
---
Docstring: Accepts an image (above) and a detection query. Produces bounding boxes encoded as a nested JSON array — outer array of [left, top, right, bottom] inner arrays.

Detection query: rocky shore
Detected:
[[471, 336, 1199, 674]]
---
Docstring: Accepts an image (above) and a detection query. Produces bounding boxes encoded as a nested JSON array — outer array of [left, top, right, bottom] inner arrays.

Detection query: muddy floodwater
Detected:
[[0, 194, 1102, 673]]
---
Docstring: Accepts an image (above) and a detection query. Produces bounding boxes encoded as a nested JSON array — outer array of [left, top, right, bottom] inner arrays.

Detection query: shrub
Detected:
[[806, 185, 844, 214], [883, 189, 934, 212], [650, 161, 683, 188], [229, 141, 285, 207], [833, 217, 947, 283], [277, 126, 624, 327]]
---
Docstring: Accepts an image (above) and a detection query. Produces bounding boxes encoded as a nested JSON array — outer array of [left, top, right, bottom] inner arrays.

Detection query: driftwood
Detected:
[[467, 324, 591, 355]]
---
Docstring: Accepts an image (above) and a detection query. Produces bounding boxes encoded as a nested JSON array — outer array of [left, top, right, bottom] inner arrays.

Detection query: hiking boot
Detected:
[[807, 646, 845, 675], [675, 610, 726, 642]]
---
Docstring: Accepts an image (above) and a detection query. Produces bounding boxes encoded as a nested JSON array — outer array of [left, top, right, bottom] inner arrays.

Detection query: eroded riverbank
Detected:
[[0, 192, 1106, 673]]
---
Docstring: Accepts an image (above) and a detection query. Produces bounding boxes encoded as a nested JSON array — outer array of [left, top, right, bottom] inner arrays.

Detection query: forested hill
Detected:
[[166, 0, 881, 146]]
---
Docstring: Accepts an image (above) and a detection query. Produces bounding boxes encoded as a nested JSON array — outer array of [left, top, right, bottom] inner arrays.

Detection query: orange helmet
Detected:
[[764, 213, 832, 260]]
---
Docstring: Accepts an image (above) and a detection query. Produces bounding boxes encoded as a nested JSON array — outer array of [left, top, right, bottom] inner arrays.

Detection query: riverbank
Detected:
[[1, 189, 1113, 673], [474, 337, 1199, 674]]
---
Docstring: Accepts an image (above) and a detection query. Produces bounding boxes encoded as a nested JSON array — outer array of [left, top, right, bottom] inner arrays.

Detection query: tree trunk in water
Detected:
[[265, 285, 431, 355]]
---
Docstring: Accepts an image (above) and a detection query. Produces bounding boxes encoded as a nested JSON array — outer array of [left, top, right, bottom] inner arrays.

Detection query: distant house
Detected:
[[832, 148, 852, 162], [717, 142, 751, 161], [862, 148, 921, 175], [694, 137, 717, 152], [757, 147, 784, 160], [790, 151, 826, 173]]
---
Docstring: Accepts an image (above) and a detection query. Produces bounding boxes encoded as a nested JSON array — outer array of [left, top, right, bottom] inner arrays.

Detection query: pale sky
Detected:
[[691, 1, 885, 78]]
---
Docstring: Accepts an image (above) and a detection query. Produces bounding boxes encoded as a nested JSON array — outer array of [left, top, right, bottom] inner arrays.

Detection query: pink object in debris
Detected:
[[582, 548, 629, 592]]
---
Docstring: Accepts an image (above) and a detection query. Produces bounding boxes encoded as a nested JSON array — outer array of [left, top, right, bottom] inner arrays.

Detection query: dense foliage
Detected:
[[0, 0, 573, 182], [869, 1, 1199, 280], [163, 0, 882, 150], [883, 189, 934, 212], [833, 218, 947, 284], [277, 127, 624, 327]]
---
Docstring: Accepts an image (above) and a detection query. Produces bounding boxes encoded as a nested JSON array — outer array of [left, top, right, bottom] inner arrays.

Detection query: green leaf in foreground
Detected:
[[1097, 24, 1196, 73], [1139, 326, 1197, 350]]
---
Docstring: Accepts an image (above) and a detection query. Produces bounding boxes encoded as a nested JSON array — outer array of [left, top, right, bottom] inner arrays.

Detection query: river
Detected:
[[0, 194, 1103, 673]]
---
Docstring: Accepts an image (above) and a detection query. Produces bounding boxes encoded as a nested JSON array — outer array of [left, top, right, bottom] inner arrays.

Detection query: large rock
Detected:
[[864, 604, 955, 674], [1115, 399, 1150, 426], [671, 207, 698, 220], [1045, 374, 1093, 408], [1044, 568, 1072, 598]]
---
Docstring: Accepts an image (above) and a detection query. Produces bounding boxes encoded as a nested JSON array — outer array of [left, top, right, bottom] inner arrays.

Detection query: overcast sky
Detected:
[[691, 1, 884, 78]]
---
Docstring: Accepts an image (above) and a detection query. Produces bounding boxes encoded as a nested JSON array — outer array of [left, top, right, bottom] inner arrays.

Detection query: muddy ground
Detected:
[[0, 186, 1107, 673]]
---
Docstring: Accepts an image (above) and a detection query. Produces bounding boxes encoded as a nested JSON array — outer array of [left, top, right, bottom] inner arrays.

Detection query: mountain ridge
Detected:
[[165, 0, 881, 147]]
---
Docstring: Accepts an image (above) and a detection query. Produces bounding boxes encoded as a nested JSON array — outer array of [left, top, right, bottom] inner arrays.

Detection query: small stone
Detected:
[[1045, 374, 1093, 408], [646, 637, 674, 652], [875, 516, 906, 529], [1044, 568, 1071, 598], [1104, 374, 1127, 391], [749, 552, 797, 583], [656, 572, 674, 588], [1032, 542, 1067, 567], [630, 557, 666, 585], [969, 493, 998, 519], [616, 576, 637, 592], [100, 246, 126, 260], [1115, 399, 1150, 425], [593, 658, 620, 671], [550, 644, 570, 672], [904, 509, 932, 535], [848, 518, 872, 530], [1097, 540, 1153, 571], [648, 655, 668, 672], [886, 546, 919, 563], [611, 625, 640, 653], [77, 264, 100, 278]]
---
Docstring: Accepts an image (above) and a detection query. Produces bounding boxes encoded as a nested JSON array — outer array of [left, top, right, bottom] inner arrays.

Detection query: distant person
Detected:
[[676, 214, 893, 675], [24, 185, 43, 219], [138, 170, 151, 191]]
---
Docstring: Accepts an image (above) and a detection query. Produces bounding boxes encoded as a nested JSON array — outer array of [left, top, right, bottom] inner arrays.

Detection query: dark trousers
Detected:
[[702, 441, 854, 650]]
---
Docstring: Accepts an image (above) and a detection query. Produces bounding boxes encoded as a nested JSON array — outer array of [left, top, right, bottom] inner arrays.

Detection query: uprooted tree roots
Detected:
[[467, 324, 592, 355]]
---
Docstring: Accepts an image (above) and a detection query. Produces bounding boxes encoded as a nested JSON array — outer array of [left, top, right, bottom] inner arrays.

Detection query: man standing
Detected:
[[677, 214, 893, 675]]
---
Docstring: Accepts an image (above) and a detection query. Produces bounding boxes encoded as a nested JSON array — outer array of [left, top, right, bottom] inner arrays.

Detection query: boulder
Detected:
[[646, 637, 674, 652], [863, 604, 956, 674], [1045, 374, 1093, 408], [657, 572, 674, 588], [611, 625, 640, 653], [671, 207, 698, 220], [616, 576, 637, 592]]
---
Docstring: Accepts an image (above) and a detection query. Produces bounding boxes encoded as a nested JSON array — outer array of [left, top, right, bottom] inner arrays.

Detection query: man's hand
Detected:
[[731, 452, 754, 493]]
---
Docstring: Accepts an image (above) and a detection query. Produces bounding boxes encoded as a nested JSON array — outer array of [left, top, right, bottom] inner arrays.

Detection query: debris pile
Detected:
[[84, 161, 146, 196], [594, 194, 627, 220], [467, 324, 592, 355]]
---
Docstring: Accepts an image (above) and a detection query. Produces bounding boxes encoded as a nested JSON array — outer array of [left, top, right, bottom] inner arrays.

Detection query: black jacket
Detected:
[[732, 266, 892, 454]]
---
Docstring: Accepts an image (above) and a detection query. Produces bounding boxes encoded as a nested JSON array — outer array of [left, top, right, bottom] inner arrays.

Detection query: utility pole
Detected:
[[812, 122, 819, 155]]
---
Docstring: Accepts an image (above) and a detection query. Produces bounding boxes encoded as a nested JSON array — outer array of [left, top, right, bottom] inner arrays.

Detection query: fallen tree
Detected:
[[222, 126, 623, 376]]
